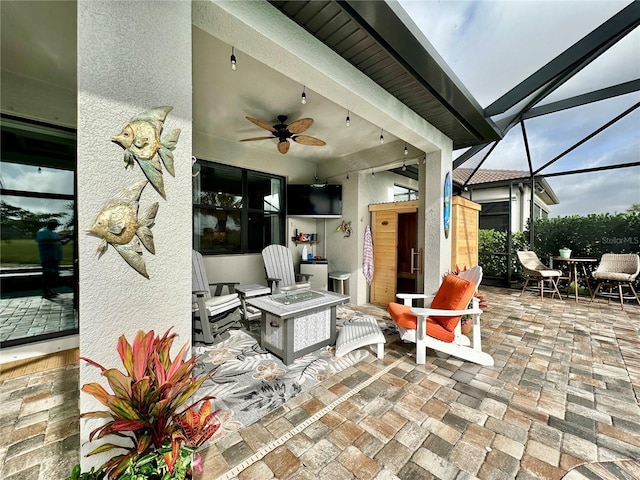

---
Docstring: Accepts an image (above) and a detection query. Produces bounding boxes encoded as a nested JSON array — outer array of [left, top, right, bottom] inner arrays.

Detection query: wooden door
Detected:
[[370, 209, 398, 305]]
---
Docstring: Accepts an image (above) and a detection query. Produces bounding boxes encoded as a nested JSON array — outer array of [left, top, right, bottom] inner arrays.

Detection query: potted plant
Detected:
[[67, 328, 219, 480], [460, 291, 487, 335], [559, 247, 572, 259]]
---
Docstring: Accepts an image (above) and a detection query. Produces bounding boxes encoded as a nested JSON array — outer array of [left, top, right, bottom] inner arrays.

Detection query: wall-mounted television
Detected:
[[287, 184, 342, 218]]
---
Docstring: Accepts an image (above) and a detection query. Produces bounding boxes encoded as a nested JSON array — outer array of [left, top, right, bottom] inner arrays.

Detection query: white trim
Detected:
[[0, 334, 79, 364]]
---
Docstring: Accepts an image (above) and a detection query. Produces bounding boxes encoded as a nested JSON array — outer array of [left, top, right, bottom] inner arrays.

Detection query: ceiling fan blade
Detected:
[[292, 135, 326, 146], [240, 136, 275, 142], [277, 140, 290, 154], [287, 118, 313, 134], [246, 116, 276, 133]]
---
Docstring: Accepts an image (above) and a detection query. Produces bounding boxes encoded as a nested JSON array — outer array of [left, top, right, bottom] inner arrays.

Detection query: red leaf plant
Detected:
[[79, 328, 219, 479]]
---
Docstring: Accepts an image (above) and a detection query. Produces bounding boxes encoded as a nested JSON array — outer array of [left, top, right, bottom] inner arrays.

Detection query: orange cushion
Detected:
[[386, 303, 456, 343], [430, 275, 475, 332], [426, 318, 455, 342], [387, 302, 416, 329]]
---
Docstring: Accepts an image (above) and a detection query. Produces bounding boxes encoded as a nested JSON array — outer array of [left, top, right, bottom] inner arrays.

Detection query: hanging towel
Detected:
[[363, 225, 374, 284]]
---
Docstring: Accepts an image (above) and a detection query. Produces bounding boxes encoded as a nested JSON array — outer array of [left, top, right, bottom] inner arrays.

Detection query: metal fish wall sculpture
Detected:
[[86, 180, 159, 279], [111, 106, 181, 199]]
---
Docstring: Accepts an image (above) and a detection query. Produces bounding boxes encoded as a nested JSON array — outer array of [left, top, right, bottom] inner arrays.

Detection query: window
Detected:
[[193, 160, 285, 254], [1, 115, 77, 347], [533, 203, 548, 219], [479, 200, 510, 231], [394, 184, 418, 201]]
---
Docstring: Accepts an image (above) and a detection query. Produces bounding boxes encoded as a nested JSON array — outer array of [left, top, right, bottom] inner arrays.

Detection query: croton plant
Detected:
[[68, 328, 219, 480]]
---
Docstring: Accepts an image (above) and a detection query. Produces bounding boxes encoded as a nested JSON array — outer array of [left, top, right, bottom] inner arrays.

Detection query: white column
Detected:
[[77, 1, 192, 470], [422, 149, 453, 294]]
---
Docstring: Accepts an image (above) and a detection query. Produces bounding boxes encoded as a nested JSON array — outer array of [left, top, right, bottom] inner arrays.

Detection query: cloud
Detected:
[[399, 0, 640, 217]]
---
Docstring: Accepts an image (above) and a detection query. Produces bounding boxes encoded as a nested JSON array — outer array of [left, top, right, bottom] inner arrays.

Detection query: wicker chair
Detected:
[[516, 251, 563, 299], [590, 253, 640, 310]]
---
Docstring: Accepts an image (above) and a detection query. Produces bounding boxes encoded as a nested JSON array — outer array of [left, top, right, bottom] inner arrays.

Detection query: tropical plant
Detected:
[[68, 328, 219, 480]]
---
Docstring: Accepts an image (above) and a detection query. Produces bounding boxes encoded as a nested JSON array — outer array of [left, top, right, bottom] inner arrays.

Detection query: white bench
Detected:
[[335, 315, 385, 359]]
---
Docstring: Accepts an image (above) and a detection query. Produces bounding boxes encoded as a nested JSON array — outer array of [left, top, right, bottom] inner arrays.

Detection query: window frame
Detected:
[[193, 160, 286, 255], [393, 184, 419, 201]]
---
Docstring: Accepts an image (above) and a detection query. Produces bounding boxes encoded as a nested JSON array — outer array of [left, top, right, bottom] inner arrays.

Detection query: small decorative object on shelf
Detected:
[[292, 232, 318, 244]]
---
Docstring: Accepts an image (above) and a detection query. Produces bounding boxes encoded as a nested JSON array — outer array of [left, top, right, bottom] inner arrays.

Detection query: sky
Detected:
[[398, 0, 640, 217]]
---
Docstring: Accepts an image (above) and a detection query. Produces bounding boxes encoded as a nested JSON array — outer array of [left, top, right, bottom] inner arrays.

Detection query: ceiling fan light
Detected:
[[230, 47, 237, 71]]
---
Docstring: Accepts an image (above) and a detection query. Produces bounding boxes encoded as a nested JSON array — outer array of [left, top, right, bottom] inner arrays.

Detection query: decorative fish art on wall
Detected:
[[111, 106, 180, 199], [86, 180, 159, 279]]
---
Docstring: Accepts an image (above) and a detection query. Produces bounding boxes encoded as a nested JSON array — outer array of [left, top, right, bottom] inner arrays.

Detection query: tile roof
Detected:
[[452, 168, 534, 185]]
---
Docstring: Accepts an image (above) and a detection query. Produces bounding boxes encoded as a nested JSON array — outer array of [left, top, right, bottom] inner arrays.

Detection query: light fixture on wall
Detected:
[[404, 143, 408, 155], [230, 46, 237, 71], [301, 86, 307, 105], [345, 110, 350, 127], [379, 129, 384, 144], [423, 154, 427, 164]]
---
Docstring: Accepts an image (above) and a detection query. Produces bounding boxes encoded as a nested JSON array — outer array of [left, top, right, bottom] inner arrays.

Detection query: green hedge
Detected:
[[478, 212, 640, 285], [528, 213, 640, 259]]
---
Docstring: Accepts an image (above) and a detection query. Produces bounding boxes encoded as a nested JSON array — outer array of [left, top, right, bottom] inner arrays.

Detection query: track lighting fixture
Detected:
[[301, 86, 307, 105], [379, 129, 384, 144], [230, 46, 237, 71], [404, 143, 408, 155], [346, 110, 350, 127]]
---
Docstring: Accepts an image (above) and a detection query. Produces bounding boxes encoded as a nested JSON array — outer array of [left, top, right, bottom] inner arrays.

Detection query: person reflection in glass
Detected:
[[36, 218, 67, 300]]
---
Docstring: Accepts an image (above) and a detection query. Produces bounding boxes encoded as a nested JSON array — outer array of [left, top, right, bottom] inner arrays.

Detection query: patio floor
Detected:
[[1, 286, 639, 479]]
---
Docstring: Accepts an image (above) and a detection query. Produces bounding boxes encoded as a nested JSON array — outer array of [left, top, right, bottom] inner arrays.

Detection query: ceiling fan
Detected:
[[240, 115, 326, 154]]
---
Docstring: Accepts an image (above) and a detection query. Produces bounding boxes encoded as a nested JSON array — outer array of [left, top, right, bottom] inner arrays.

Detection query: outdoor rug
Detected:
[[192, 305, 396, 444]]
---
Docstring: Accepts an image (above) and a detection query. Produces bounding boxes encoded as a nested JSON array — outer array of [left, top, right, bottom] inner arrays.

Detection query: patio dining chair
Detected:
[[192, 250, 242, 344], [517, 251, 563, 300], [261, 244, 312, 293], [590, 253, 640, 310]]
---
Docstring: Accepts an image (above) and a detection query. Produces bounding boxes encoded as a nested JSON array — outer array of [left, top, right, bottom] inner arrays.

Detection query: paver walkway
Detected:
[[1, 286, 639, 479]]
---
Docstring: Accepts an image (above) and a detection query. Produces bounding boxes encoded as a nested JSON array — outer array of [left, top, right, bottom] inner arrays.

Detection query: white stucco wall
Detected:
[[77, 1, 192, 469]]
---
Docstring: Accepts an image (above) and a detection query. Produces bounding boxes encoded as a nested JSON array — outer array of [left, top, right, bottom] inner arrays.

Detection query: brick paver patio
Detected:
[[1, 286, 639, 479]]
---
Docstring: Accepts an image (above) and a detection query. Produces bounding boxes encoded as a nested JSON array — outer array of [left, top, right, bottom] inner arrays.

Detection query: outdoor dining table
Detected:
[[551, 257, 597, 303]]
